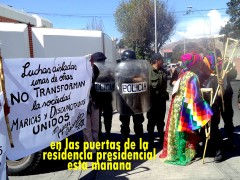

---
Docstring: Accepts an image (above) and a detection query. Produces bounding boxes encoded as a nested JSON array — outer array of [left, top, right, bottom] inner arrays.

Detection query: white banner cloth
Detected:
[[3, 57, 92, 160]]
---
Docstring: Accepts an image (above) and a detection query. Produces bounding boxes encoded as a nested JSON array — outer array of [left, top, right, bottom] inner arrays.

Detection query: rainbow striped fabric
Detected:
[[178, 75, 213, 132], [160, 71, 213, 165]]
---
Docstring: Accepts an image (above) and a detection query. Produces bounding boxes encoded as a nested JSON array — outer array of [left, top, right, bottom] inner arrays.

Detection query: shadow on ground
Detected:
[[14, 131, 163, 178], [11, 126, 240, 178], [223, 125, 240, 158], [202, 125, 240, 161], [80, 132, 163, 180]]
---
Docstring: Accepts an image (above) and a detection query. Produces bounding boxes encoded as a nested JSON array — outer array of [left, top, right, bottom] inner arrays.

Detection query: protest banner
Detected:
[[2, 56, 92, 160]]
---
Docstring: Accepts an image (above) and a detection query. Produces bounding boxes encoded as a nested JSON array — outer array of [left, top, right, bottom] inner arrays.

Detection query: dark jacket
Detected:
[[150, 67, 168, 103], [238, 88, 240, 103], [224, 63, 236, 100], [90, 64, 100, 106], [170, 66, 183, 87], [159, 67, 168, 91], [202, 74, 221, 105]]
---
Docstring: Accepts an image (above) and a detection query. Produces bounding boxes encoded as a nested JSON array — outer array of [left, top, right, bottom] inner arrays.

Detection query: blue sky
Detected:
[[0, 0, 230, 42]]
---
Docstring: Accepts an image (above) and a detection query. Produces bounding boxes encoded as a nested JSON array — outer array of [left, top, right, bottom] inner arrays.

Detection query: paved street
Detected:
[[9, 80, 240, 180]]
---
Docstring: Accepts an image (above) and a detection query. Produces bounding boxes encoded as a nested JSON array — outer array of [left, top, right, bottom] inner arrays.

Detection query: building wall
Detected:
[[0, 4, 51, 58], [0, 16, 17, 23], [0, 3, 53, 27], [0, 23, 30, 58], [31, 28, 104, 58], [0, 23, 118, 64], [0, 4, 117, 62]]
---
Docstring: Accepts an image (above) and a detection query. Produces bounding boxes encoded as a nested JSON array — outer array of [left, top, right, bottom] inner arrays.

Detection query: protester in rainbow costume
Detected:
[[159, 52, 213, 165]]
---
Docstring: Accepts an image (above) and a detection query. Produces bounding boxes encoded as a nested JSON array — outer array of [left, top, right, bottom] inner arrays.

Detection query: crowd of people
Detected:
[[85, 48, 238, 165], [1, 48, 239, 178]]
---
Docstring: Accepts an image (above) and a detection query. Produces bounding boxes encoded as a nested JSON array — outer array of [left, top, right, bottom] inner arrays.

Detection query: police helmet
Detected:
[[121, 50, 136, 60], [91, 52, 106, 62]]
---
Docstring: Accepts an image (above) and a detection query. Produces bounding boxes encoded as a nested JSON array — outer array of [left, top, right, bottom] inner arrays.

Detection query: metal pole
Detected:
[[184, 38, 186, 54], [154, 0, 157, 53]]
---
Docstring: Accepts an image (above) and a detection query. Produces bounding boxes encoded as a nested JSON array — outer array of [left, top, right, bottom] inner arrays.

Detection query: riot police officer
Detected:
[[147, 53, 169, 149], [91, 52, 114, 140], [115, 50, 150, 144]]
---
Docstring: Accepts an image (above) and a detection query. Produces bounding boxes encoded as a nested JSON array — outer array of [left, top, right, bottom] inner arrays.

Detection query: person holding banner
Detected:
[[159, 52, 213, 165], [0, 91, 10, 180], [83, 54, 100, 157], [147, 53, 168, 149]]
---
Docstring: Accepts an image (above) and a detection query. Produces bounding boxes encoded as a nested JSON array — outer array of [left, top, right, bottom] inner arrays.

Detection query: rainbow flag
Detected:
[[178, 76, 213, 132]]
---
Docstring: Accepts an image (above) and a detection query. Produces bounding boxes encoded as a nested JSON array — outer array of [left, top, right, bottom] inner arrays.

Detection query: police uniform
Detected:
[[117, 50, 146, 142], [147, 53, 168, 147], [91, 52, 114, 140], [119, 82, 145, 141], [96, 84, 113, 139]]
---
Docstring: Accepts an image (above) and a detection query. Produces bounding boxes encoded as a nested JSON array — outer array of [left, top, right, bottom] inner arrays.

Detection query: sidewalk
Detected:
[[79, 88, 240, 179], [9, 90, 240, 180], [78, 112, 240, 180], [81, 154, 240, 180]]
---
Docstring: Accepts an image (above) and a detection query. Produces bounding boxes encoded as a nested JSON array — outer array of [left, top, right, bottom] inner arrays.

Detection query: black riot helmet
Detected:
[[91, 52, 107, 62], [121, 50, 136, 61]]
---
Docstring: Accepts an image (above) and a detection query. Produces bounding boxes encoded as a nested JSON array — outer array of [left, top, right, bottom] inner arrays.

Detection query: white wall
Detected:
[[0, 23, 30, 58], [103, 34, 119, 63], [0, 24, 118, 63], [31, 14, 53, 28], [32, 28, 104, 58]]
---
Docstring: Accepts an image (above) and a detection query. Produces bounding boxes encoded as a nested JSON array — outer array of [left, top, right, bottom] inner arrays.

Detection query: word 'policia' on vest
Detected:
[[122, 81, 147, 94], [95, 82, 115, 92]]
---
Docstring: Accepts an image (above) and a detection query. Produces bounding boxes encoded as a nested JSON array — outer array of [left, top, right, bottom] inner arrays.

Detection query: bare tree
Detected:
[[85, 17, 105, 32]]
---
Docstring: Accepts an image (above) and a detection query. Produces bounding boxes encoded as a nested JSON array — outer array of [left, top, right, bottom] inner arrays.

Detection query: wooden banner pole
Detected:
[[0, 53, 14, 148], [212, 38, 239, 104], [212, 38, 225, 111], [201, 88, 213, 164]]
